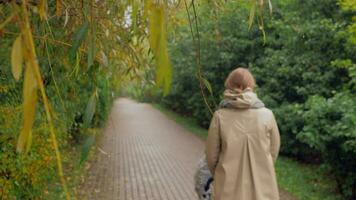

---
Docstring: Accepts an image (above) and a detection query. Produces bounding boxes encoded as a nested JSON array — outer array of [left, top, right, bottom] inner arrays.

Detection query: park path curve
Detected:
[[79, 98, 296, 200]]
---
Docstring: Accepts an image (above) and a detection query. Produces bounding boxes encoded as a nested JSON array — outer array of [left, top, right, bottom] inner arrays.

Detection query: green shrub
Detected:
[[297, 93, 356, 198], [156, 0, 356, 198]]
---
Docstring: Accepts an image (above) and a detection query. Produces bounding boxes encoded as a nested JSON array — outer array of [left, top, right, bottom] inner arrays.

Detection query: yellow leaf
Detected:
[[38, 0, 47, 21], [25, 130, 32, 153], [148, 3, 162, 53], [11, 36, 23, 81], [17, 65, 38, 153], [148, 2, 172, 95], [56, 0, 63, 17]]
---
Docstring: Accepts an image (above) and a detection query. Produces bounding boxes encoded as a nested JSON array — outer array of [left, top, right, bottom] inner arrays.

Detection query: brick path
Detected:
[[79, 98, 204, 200], [79, 98, 297, 200]]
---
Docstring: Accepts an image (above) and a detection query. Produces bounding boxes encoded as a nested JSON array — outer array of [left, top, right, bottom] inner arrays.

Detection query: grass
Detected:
[[275, 157, 343, 200], [153, 103, 343, 200]]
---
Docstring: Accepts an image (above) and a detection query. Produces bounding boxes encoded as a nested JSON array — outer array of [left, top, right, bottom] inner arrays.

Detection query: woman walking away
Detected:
[[206, 67, 281, 200]]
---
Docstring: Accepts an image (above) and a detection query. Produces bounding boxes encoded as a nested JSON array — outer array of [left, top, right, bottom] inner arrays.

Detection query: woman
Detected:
[[206, 67, 280, 200]]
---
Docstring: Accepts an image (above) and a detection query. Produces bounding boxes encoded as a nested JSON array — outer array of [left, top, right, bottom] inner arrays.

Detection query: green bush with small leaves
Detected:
[[156, 0, 356, 198]]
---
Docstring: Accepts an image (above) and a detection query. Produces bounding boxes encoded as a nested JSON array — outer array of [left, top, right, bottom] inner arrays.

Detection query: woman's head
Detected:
[[224, 67, 256, 92]]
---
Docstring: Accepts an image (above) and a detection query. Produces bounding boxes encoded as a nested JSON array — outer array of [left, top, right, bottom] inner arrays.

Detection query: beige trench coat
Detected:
[[206, 88, 280, 200]]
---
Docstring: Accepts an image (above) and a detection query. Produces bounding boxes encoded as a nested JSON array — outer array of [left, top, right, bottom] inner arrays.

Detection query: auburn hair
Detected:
[[224, 67, 256, 92]]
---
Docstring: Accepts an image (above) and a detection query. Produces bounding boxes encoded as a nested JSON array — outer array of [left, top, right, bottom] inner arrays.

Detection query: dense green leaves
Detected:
[[1, 1, 113, 197], [156, 1, 356, 199], [1, 0, 354, 198]]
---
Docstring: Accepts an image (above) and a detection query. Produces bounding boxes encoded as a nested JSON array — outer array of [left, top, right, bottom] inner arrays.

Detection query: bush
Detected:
[[155, 0, 356, 198], [297, 93, 356, 198]]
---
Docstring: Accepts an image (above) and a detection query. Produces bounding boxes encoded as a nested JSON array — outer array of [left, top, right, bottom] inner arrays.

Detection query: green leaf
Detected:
[[268, 0, 273, 15], [87, 41, 94, 68], [87, 25, 95, 69], [79, 134, 95, 165], [83, 90, 97, 128], [131, 0, 138, 33], [69, 21, 89, 59], [248, 0, 256, 30], [202, 77, 213, 95]]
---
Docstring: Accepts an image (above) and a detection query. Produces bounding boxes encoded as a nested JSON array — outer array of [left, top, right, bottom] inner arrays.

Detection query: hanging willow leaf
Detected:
[[202, 77, 213, 95], [148, 2, 172, 95], [38, 0, 47, 21], [69, 21, 89, 59], [79, 134, 95, 165], [63, 9, 69, 27], [83, 90, 97, 128], [143, 0, 149, 19], [148, 3, 161, 51], [87, 24, 95, 69], [131, 0, 138, 33], [101, 51, 108, 67], [268, 0, 273, 15], [74, 51, 81, 76], [248, 0, 256, 30], [11, 36, 23, 81], [56, 0, 63, 16], [25, 130, 32, 153], [17, 65, 38, 153], [87, 39, 94, 68], [156, 48, 172, 94]]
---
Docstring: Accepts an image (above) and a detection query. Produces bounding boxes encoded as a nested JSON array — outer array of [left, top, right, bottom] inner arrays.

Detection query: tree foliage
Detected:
[[1, 0, 341, 198], [153, 0, 356, 198], [0, 0, 178, 198]]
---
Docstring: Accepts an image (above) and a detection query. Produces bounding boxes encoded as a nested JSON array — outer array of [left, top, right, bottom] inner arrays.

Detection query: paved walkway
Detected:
[[79, 98, 296, 200]]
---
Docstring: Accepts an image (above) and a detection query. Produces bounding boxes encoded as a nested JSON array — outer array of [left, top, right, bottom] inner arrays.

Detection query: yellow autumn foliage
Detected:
[[11, 36, 23, 81]]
